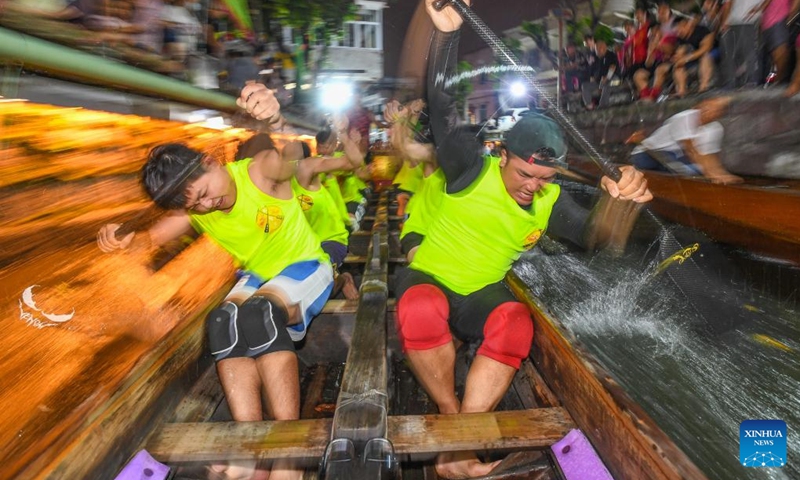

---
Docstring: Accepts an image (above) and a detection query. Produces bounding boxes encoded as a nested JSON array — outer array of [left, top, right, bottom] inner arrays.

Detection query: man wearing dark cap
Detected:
[[394, 3, 654, 479]]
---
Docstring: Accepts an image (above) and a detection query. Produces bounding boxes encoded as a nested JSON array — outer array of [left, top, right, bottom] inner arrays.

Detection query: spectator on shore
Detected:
[[581, 37, 619, 109], [625, 6, 651, 97], [749, 0, 797, 84], [38, 0, 104, 24], [720, 0, 762, 88], [657, 0, 679, 58], [563, 43, 588, 92], [629, 97, 743, 184], [161, 0, 203, 62], [672, 16, 716, 97], [786, 35, 800, 96]]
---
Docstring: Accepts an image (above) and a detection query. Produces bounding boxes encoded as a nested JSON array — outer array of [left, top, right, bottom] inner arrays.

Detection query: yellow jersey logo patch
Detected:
[[523, 229, 542, 250], [297, 194, 314, 211], [256, 205, 284, 233]]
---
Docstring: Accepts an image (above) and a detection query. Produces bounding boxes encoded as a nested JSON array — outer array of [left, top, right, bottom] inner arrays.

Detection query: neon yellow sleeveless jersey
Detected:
[[291, 176, 349, 245], [411, 158, 560, 295], [189, 158, 328, 280]]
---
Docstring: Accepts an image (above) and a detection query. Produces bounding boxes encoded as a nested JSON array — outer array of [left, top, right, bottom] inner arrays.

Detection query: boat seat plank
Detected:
[[320, 298, 397, 314], [389, 407, 574, 454], [344, 254, 406, 264], [148, 408, 574, 463]]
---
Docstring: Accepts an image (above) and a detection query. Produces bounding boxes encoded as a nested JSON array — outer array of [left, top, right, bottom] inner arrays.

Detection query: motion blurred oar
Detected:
[[431, 0, 762, 336]]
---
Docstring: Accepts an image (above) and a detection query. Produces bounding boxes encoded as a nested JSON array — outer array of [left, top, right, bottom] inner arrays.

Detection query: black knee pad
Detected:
[[238, 296, 294, 358], [206, 302, 240, 361]]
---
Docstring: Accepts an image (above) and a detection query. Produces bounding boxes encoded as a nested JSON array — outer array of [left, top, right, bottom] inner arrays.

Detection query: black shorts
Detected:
[[321, 240, 348, 268], [395, 267, 517, 343], [400, 232, 424, 255], [764, 21, 790, 52]]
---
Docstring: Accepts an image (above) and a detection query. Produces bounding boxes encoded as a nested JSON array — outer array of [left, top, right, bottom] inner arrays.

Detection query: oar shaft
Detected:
[[433, 0, 622, 181]]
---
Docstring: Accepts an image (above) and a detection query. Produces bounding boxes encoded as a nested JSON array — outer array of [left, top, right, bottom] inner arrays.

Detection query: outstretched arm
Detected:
[[97, 210, 194, 253], [425, 0, 483, 193]]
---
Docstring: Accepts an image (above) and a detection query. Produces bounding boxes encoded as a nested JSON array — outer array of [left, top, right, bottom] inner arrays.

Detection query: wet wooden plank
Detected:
[[149, 418, 334, 462], [344, 254, 407, 264], [506, 273, 708, 480], [389, 408, 574, 455], [331, 194, 390, 444], [169, 363, 225, 423], [518, 359, 560, 408], [147, 408, 572, 463], [320, 298, 396, 314]]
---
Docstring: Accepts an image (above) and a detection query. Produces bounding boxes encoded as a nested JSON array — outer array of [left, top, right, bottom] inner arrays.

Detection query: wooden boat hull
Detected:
[[642, 171, 800, 265]]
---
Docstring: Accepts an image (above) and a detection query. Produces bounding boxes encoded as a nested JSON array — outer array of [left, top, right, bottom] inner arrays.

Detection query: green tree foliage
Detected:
[[520, 20, 558, 65], [264, 0, 357, 90]]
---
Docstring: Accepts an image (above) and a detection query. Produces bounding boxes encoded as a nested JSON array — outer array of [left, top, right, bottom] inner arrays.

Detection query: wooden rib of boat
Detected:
[[0, 183, 710, 480]]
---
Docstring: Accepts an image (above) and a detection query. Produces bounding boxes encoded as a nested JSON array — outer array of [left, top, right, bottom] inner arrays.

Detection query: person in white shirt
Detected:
[[630, 97, 743, 184]]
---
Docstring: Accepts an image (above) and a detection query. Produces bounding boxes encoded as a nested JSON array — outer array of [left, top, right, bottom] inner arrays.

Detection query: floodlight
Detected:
[[510, 81, 526, 97]]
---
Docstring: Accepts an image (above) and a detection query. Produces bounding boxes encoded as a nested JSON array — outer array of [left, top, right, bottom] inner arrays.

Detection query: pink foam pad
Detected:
[[551, 429, 614, 480], [114, 449, 170, 480]]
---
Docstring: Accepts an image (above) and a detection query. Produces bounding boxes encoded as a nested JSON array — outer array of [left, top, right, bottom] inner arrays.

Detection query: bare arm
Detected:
[[97, 210, 194, 252], [679, 139, 742, 184]]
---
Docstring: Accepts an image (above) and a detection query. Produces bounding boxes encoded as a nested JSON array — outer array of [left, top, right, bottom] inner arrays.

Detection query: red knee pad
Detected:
[[396, 284, 451, 351], [477, 302, 533, 369]]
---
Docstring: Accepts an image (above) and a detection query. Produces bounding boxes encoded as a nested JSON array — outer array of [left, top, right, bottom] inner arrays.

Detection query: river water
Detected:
[[514, 182, 800, 480]]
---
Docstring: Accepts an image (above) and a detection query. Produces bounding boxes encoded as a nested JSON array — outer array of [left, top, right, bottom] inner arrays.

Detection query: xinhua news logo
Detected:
[[740, 420, 787, 468]]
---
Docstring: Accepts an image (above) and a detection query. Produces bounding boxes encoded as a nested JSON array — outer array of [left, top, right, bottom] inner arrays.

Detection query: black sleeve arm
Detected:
[[427, 30, 484, 193], [546, 188, 591, 249]]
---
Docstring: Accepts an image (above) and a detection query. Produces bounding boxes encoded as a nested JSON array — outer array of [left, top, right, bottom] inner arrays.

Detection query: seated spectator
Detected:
[[637, 23, 676, 101], [161, 0, 203, 62], [38, 0, 104, 25], [657, 0, 680, 58], [581, 38, 619, 109], [629, 97, 743, 184], [563, 43, 587, 92], [750, 0, 794, 84], [786, 35, 800, 96], [672, 16, 716, 97]]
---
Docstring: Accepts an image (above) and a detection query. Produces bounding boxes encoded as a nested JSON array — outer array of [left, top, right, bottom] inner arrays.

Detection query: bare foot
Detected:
[[434, 451, 502, 479], [268, 458, 304, 480], [708, 173, 744, 185], [209, 459, 269, 480], [340, 272, 359, 300]]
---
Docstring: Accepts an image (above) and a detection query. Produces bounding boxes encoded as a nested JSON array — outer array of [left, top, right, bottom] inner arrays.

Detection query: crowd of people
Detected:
[[25, 0, 293, 91], [562, 0, 800, 109]]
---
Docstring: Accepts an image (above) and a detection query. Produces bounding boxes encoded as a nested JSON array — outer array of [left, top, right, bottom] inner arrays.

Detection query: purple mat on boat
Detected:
[[114, 449, 170, 480], [552, 429, 614, 480]]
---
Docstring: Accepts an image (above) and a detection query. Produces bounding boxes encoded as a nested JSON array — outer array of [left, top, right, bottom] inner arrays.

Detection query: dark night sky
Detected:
[[382, 0, 559, 78]]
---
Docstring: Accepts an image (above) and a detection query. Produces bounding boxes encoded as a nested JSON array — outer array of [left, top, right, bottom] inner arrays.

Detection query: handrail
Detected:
[[0, 27, 239, 113]]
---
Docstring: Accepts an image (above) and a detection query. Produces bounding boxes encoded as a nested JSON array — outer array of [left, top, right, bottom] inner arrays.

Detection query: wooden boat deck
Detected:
[[1, 180, 706, 479]]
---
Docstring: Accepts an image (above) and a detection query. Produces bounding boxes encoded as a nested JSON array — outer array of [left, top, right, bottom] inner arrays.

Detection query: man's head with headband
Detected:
[[143, 143, 237, 214], [499, 114, 568, 207]]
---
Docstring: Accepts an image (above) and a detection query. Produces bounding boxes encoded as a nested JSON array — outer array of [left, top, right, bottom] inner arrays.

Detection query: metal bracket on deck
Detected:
[[321, 437, 398, 480]]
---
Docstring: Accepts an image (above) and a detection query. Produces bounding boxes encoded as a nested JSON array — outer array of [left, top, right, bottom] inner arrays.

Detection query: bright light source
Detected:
[[285, 83, 297, 90], [320, 82, 353, 111], [510, 81, 527, 97]]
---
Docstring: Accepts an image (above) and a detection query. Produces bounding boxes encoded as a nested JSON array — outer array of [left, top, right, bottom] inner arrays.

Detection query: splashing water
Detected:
[[514, 248, 800, 480]]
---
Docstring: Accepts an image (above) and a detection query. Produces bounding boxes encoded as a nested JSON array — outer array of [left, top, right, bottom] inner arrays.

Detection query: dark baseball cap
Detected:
[[505, 114, 568, 169]]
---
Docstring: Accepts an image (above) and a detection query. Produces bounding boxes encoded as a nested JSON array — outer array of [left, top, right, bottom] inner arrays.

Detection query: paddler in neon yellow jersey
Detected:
[[97, 84, 328, 480], [395, 3, 655, 479], [390, 103, 426, 219], [384, 98, 443, 263], [337, 127, 372, 231], [291, 114, 363, 300], [315, 125, 354, 229]]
